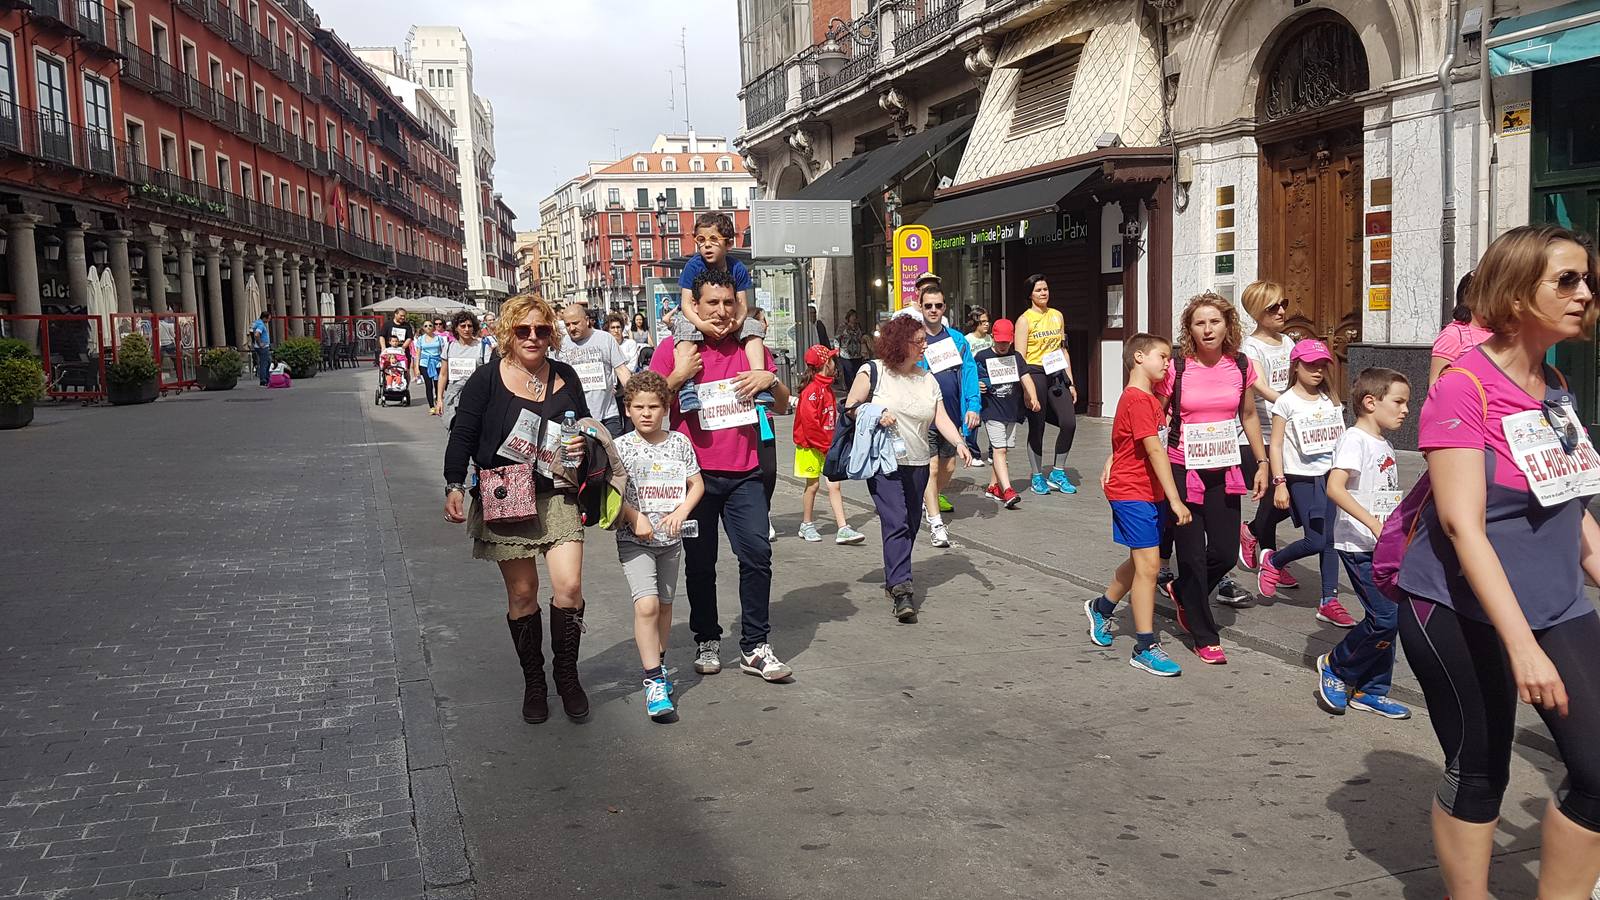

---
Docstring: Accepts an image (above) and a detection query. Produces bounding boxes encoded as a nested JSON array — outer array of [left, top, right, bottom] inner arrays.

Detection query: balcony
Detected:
[[175, 0, 208, 24], [743, 65, 786, 130], [395, 252, 424, 275], [893, 0, 960, 55], [0, 103, 135, 180], [118, 40, 179, 96], [75, 0, 116, 52], [30, 0, 81, 30], [200, 0, 228, 38]]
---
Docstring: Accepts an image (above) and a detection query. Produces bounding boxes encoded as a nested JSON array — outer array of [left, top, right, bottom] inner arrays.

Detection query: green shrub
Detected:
[[199, 347, 244, 379], [108, 332, 159, 387], [273, 337, 322, 378], [0, 337, 35, 362], [0, 356, 45, 405]]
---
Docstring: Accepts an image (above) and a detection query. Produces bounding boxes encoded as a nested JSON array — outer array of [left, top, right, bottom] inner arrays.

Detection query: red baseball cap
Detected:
[[990, 318, 1015, 342], [804, 344, 838, 367]]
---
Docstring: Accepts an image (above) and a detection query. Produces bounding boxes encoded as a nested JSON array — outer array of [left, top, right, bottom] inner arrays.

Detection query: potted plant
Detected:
[[0, 344, 45, 429], [198, 347, 243, 391], [273, 336, 322, 379], [107, 332, 160, 405]]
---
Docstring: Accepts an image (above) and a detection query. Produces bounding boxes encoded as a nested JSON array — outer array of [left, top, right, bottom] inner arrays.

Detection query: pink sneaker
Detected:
[[1195, 645, 1228, 665], [1238, 523, 1259, 570], [1317, 597, 1357, 628], [1277, 567, 1300, 589], [1257, 549, 1282, 599]]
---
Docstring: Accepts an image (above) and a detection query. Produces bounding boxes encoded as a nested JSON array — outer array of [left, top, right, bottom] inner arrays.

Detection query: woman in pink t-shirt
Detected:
[[1159, 293, 1269, 664], [1428, 271, 1493, 386]]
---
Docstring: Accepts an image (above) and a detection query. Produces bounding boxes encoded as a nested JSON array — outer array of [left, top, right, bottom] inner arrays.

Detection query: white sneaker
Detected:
[[767, 521, 776, 542], [798, 522, 822, 542], [929, 521, 950, 548], [693, 639, 721, 675], [739, 643, 792, 681]]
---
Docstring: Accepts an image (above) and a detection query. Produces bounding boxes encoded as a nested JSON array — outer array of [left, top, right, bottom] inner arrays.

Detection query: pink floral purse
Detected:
[[479, 463, 537, 524]]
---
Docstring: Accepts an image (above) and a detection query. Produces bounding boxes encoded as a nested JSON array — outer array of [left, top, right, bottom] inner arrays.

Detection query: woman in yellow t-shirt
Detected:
[[1013, 274, 1078, 495]]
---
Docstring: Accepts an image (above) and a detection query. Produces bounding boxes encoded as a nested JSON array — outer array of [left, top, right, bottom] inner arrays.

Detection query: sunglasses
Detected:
[[512, 324, 556, 342], [922, 302, 945, 311], [1266, 300, 1290, 314], [1544, 271, 1597, 296]]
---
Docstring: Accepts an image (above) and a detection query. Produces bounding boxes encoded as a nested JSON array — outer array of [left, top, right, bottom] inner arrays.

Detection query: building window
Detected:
[[36, 54, 68, 122], [690, 156, 703, 172], [83, 75, 111, 137], [188, 144, 205, 182], [290, 108, 300, 137], [667, 238, 681, 258], [609, 238, 626, 260], [634, 157, 647, 172], [607, 187, 620, 206], [662, 157, 676, 172], [209, 57, 223, 88], [749, 186, 759, 204], [445, 69, 453, 87], [261, 172, 273, 205], [296, 186, 307, 215], [311, 193, 321, 220], [720, 186, 734, 207], [217, 154, 231, 193], [279, 180, 289, 209], [254, 85, 266, 116], [635, 187, 650, 209], [664, 187, 678, 208], [180, 40, 197, 76], [1008, 43, 1082, 140], [718, 156, 731, 171], [665, 214, 680, 234], [427, 69, 435, 87], [265, 14, 276, 43], [239, 163, 253, 197], [272, 96, 284, 127], [149, 20, 168, 61], [116, 2, 134, 47], [637, 214, 651, 234], [608, 213, 622, 232], [639, 238, 654, 260], [158, 133, 178, 172], [693, 187, 706, 208]]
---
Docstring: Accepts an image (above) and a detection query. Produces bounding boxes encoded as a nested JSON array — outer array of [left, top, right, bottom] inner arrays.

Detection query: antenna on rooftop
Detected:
[[679, 27, 691, 135]]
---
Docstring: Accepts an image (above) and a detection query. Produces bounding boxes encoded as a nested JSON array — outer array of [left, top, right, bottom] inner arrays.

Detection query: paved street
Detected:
[[1, 369, 1583, 899]]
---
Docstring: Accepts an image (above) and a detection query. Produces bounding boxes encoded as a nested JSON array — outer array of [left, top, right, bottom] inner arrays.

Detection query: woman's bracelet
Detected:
[[445, 483, 465, 496]]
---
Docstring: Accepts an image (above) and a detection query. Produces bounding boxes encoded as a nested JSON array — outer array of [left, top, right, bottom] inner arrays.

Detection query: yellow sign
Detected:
[[1367, 287, 1391, 311], [892, 225, 933, 311], [1500, 102, 1531, 136]]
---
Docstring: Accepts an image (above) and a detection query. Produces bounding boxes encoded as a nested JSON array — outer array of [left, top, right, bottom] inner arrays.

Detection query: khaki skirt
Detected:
[[467, 489, 584, 561]]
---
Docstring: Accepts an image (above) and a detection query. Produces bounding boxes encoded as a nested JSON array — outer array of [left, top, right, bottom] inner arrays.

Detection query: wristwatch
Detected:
[[1271, 475, 1287, 485], [445, 483, 466, 496]]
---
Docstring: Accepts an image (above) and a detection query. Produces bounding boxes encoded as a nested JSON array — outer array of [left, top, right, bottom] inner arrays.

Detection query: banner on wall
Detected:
[[892, 225, 933, 312]]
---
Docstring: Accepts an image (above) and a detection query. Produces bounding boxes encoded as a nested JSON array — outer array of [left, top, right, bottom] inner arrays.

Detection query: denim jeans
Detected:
[[254, 346, 272, 384], [684, 469, 772, 653], [1271, 474, 1340, 598], [1329, 550, 1398, 696], [867, 464, 930, 589]]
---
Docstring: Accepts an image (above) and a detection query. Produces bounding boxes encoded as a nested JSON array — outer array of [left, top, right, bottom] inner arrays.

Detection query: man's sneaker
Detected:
[[937, 494, 954, 513], [1084, 598, 1114, 647], [1317, 597, 1357, 628], [984, 483, 1006, 504], [929, 521, 951, 548], [693, 640, 721, 675], [1316, 653, 1348, 713], [891, 583, 917, 622], [835, 525, 866, 545], [678, 384, 701, 412], [739, 643, 792, 681], [644, 677, 675, 720], [798, 522, 822, 542], [1276, 567, 1300, 589], [1030, 473, 1051, 495], [1239, 523, 1260, 570], [1130, 644, 1182, 677], [1048, 469, 1077, 494], [1001, 487, 1022, 509], [1216, 577, 1254, 607], [1348, 692, 1411, 719], [1195, 645, 1228, 665], [1257, 549, 1282, 599]]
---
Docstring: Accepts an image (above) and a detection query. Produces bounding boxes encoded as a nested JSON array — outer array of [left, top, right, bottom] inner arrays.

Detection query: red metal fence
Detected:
[[0, 314, 108, 401], [269, 314, 386, 366], [110, 313, 201, 392]]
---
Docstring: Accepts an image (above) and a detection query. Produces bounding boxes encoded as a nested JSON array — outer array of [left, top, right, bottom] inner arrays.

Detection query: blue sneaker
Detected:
[[1048, 469, 1077, 494], [644, 677, 675, 720], [661, 662, 674, 695], [754, 389, 775, 407], [1316, 653, 1348, 713], [1030, 473, 1051, 495], [678, 382, 701, 412], [1348, 693, 1411, 720], [1130, 644, 1182, 677], [1084, 598, 1113, 647]]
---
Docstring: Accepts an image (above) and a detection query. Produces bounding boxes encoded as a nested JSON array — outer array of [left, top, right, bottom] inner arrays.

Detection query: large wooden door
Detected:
[[1260, 127, 1364, 391]]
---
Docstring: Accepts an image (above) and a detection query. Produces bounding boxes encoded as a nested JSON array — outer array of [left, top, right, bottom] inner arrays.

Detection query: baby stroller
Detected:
[[374, 357, 411, 406]]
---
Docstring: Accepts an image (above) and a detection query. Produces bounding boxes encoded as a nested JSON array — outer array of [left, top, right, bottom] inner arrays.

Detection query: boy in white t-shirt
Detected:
[[1317, 367, 1412, 720]]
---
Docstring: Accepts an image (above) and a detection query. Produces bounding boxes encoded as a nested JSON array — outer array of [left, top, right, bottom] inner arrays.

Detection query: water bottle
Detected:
[[560, 411, 581, 468], [680, 520, 699, 539]]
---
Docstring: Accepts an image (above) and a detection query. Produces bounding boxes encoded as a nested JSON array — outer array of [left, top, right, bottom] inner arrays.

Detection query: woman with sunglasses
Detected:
[[1396, 225, 1600, 900], [415, 320, 446, 411], [444, 294, 594, 724], [1015, 274, 1078, 495], [434, 311, 493, 425]]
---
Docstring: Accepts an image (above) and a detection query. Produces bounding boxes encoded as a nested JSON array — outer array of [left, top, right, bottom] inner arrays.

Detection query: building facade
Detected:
[[514, 228, 539, 295], [533, 218, 560, 300], [0, 0, 469, 350]]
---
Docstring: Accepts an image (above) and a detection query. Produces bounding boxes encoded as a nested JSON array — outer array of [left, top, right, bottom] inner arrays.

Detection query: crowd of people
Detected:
[[423, 219, 1599, 900]]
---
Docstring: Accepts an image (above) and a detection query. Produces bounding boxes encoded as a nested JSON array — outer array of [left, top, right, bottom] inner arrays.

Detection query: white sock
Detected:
[[927, 514, 944, 527]]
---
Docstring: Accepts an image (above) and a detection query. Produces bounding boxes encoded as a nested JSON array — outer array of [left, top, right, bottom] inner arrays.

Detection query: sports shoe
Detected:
[[1084, 598, 1113, 647], [835, 525, 866, 545], [754, 389, 775, 407], [1276, 567, 1300, 589], [798, 522, 822, 542], [937, 494, 954, 513], [739, 643, 792, 681], [1130, 644, 1182, 677], [1257, 549, 1283, 599], [1001, 487, 1021, 509], [1158, 568, 1177, 605], [984, 484, 1006, 504], [1238, 523, 1259, 570], [1317, 597, 1357, 628], [1195, 645, 1228, 665], [1030, 473, 1051, 495], [1348, 692, 1411, 719], [693, 640, 721, 675], [677, 383, 701, 412], [1316, 653, 1348, 713], [1048, 469, 1077, 494], [1216, 577, 1254, 607], [660, 660, 674, 695], [767, 521, 776, 542], [929, 521, 950, 548], [890, 583, 917, 622], [644, 677, 675, 719]]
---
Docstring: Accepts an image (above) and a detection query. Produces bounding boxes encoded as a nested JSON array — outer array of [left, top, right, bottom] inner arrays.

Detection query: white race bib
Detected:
[[985, 355, 1020, 385], [531, 425, 565, 479], [1268, 356, 1290, 391], [495, 409, 544, 464], [449, 353, 481, 380], [572, 359, 609, 394], [1502, 407, 1600, 507], [1182, 419, 1243, 470], [695, 378, 757, 431], [1042, 348, 1069, 376], [636, 460, 686, 514], [1292, 407, 1344, 456], [923, 338, 961, 374], [390, 326, 408, 343], [1367, 490, 1403, 521]]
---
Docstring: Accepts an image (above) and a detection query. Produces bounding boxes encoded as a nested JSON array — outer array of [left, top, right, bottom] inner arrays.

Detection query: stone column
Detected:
[[175, 231, 198, 317], [204, 236, 225, 348], [337, 270, 350, 318], [5, 214, 42, 347], [269, 249, 286, 322], [286, 253, 304, 336], [228, 241, 249, 347], [63, 223, 90, 313], [141, 227, 168, 313], [106, 229, 134, 314]]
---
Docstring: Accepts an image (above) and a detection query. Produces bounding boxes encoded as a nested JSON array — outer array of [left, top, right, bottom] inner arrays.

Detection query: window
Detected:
[[209, 57, 223, 88], [427, 69, 435, 87], [261, 172, 273, 205], [296, 186, 307, 215], [83, 75, 111, 136], [639, 238, 654, 260], [610, 238, 626, 260], [749, 186, 759, 204], [311, 193, 321, 219], [690, 156, 703, 171], [633, 156, 647, 172], [254, 85, 266, 116], [149, 20, 168, 61], [633, 187, 648, 209], [607, 213, 622, 232], [662, 157, 676, 172], [239, 163, 253, 197], [188, 144, 205, 182], [290, 108, 300, 137], [125, 119, 145, 163], [116, 2, 134, 47], [342, 130, 352, 158], [247, 0, 257, 28], [664, 187, 678, 208], [637, 213, 652, 234], [693, 187, 706, 208], [445, 69, 453, 87], [665, 214, 680, 234], [231, 70, 245, 103], [279, 179, 290, 209], [217, 154, 231, 193], [607, 187, 620, 206], [325, 120, 335, 150], [180, 40, 197, 76], [159, 133, 178, 172], [667, 238, 681, 258], [272, 97, 284, 127], [36, 53, 68, 121], [718, 156, 732, 171], [1007, 43, 1082, 140], [265, 14, 276, 43]]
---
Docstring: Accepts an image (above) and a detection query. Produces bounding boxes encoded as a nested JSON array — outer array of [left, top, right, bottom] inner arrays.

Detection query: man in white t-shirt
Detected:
[[556, 304, 632, 435]]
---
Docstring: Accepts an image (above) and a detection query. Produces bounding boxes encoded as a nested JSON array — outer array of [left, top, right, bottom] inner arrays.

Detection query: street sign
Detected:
[[893, 225, 933, 312]]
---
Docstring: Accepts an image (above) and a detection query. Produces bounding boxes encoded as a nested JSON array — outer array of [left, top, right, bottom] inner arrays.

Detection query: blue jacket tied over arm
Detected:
[[916, 326, 980, 436], [846, 402, 899, 480]]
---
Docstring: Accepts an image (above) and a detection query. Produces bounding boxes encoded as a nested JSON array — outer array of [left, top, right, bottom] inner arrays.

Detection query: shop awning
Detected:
[[1488, 0, 1600, 76], [792, 116, 974, 203], [915, 167, 1096, 235]]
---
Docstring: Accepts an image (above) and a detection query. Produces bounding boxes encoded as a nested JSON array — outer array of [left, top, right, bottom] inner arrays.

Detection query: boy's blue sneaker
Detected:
[[1348, 692, 1410, 720], [1048, 469, 1077, 494], [1316, 653, 1348, 714], [661, 662, 674, 695], [1130, 644, 1182, 677], [1084, 598, 1113, 647], [754, 390, 775, 407], [678, 382, 701, 412], [1030, 473, 1051, 495], [644, 677, 675, 720]]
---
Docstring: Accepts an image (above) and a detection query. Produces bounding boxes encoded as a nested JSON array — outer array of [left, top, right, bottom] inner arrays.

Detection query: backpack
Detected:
[[822, 362, 880, 482], [1166, 352, 1251, 448]]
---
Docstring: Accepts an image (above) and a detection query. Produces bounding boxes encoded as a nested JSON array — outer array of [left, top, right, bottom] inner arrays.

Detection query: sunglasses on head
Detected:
[[512, 324, 555, 342]]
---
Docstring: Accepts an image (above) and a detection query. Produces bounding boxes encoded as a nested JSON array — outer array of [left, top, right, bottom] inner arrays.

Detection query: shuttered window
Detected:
[[1007, 43, 1083, 140]]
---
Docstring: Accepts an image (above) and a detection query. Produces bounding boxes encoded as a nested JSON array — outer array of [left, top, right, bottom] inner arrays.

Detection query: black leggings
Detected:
[[1170, 465, 1240, 647], [1400, 599, 1600, 831], [1024, 369, 1077, 474], [759, 438, 776, 504], [422, 372, 438, 408]]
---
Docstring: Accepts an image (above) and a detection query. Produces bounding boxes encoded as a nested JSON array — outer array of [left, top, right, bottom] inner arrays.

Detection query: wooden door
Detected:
[[1260, 128, 1364, 392]]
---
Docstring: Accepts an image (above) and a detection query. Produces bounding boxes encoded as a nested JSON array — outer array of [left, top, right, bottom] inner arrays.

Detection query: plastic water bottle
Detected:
[[560, 411, 581, 468], [680, 520, 699, 539]]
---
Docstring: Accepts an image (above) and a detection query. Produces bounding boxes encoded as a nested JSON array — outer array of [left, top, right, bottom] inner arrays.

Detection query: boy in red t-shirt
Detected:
[[1087, 334, 1192, 676], [792, 345, 866, 545]]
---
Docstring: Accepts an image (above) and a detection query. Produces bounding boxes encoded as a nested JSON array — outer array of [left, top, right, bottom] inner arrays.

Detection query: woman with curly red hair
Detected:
[[843, 313, 972, 622]]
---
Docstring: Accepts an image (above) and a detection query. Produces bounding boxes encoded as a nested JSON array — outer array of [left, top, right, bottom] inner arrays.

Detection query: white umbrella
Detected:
[[246, 274, 263, 321], [319, 291, 335, 316]]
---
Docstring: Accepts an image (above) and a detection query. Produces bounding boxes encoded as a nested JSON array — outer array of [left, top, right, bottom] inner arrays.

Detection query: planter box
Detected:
[[108, 379, 159, 406], [0, 401, 33, 429], [289, 367, 317, 379], [199, 370, 239, 391]]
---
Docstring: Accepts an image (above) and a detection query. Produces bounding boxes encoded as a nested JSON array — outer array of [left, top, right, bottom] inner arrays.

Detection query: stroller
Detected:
[[374, 355, 411, 407]]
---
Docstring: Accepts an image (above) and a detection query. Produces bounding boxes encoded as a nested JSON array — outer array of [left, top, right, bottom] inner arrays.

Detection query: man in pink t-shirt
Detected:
[[650, 267, 792, 683]]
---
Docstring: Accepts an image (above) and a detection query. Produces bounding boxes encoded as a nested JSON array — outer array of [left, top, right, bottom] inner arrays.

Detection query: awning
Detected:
[[915, 167, 1096, 235], [1488, 0, 1600, 76], [792, 115, 974, 203]]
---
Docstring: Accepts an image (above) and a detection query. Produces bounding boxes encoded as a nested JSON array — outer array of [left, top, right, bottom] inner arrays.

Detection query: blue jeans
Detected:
[[1271, 473, 1340, 598], [867, 463, 930, 589], [1329, 551, 1398, 696], [684, 469, 772, 653], [254, 346, 272, 384]]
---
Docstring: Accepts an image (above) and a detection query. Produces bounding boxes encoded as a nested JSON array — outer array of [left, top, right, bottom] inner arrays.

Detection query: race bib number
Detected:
[[495, 409, 544, 464], [572, 359, 608, 394], [696, 378, 757, 431], [1182, 419, 1243, 470], [390, 326, 408, 343], [1042, 349, 1069, 376], [985, 355, 1019, 385], [1502, 407, 1600, 507], [531, 426, 565, 479], [923, 339, 961, 374], [1367, 490, 1403, 521], [1292, 408, 1345, 456], [1268, 356, 1290, 391], [450, 354, 481, 379], [635, 460, 686, 514]]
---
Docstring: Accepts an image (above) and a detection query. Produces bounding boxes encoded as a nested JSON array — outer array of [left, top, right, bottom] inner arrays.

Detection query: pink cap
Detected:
[[1290, 339, 1333, 365]]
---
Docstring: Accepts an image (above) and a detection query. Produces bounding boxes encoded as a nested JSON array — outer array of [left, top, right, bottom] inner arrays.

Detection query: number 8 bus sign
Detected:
[[893, 225, 933, 312]]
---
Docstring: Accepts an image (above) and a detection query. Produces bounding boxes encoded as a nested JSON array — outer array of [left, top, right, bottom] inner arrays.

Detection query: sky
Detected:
[[312, 0, 745, 230]]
